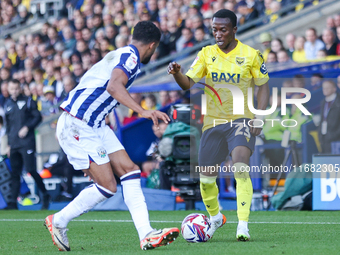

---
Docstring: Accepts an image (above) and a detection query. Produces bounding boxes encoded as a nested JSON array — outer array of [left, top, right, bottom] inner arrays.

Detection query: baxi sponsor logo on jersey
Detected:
[[198, 82, 311, 128]]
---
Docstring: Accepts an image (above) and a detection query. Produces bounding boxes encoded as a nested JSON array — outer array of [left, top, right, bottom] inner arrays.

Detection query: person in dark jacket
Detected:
[[318, 80, 340, 153], [5, 79, 50, 209]]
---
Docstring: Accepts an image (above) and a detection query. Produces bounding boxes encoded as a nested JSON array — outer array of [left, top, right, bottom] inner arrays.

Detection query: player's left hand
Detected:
[[249, 119, 262, 136], [141, 110, 170, 127], [18, 126, 29, 138]]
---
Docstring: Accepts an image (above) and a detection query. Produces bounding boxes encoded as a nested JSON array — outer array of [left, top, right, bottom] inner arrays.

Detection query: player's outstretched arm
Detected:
[[107, 68, 170, 127], [250, 82, 270, 136], [167, 61, 194, 90], [107, 68, 145, 114]]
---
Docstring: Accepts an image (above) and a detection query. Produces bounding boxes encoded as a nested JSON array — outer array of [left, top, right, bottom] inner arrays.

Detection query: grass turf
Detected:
[[0, 210, 339, 254]]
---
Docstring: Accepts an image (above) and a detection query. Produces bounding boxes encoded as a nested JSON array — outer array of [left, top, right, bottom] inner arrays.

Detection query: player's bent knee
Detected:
[[123, 164, 140, 173], [96, 181, 117, 193]]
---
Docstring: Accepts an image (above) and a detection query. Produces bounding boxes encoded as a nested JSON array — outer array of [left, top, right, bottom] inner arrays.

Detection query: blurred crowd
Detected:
[[260, 13, 340, 65], [0, 0, 327, 122]]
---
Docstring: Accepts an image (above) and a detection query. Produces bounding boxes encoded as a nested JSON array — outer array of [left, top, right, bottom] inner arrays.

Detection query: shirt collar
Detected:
[[128, 44, 140, 63], [325, 93, 336, 102]]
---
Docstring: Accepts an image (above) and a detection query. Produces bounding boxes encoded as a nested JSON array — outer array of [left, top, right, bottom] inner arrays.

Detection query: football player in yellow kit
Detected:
[[168, 9, 270, 241]]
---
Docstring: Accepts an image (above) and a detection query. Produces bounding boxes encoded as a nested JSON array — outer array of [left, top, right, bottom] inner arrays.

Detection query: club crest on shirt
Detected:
[[97, 146, 107, 158], [235, 57, 245, 66], [258, 52, 264, 59]]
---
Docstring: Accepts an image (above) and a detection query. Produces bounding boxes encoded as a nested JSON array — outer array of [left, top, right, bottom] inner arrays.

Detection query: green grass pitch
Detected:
[[0, 210, 339, 254]]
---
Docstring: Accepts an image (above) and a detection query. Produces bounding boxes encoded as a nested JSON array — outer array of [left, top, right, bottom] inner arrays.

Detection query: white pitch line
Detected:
[[0, 219, 340, 225]]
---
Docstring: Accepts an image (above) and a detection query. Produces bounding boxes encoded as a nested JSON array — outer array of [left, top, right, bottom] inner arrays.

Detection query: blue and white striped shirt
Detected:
[[60, 45, 141, 128]]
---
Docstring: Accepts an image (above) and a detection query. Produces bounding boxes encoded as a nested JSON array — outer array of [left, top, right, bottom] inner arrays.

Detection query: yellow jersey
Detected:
[[186, 40, 269, 132]]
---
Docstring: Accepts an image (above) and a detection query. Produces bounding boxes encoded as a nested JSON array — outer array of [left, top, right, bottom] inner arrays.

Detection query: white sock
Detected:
[[238, 220, 248, 230], [54, 184, 114, 228], [120, 170, 153, 240], [211, 212, 222, 222]]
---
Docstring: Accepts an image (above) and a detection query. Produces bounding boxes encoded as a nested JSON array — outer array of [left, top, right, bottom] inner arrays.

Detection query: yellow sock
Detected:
[[200, 174, 219, 216], [234, 163, 253, 222]]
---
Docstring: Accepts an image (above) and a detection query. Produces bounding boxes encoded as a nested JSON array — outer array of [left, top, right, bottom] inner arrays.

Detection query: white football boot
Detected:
[[236, 220, 250, 241], [206, 213, 227, 240], [44, 214, 70, 251]]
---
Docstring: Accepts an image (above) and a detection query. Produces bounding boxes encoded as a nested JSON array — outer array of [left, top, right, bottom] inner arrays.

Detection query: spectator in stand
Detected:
[[54, 67, 64, 101], [160, 20, 181, 58], [277, 50, 292, 63], [0, 81, 9, 107], [1, 67, 11, 82], [119, 25, 131, 37], [76, 39, 90, 55], [43, 61, 56, 87], [326, 16, 336, 35], [105, 24, 118, 47], [72, 62, 84, 83], [61, 76, 76, 99], [271, 38, 285, 54], [47, 27, 62, 50], [147, 0, 159, 21], [115, 34, 129, 49], [237, 0, 258, 30], [293, 36, 307, 63], [260, 32, 272, 61], [268, 1, 281, 23], [266, 51, 277, 63], [40, 86, 59, 118], [81, 50, 92, 71], [24, 69, 34, 86], [159, 90, 171, 107], [24, 58, 34, 71], [15, 44, 26, 71], [177, 27, 196, 52], [17, 4, 31, 25], [169, 90, 182, 103], [309, 73, 323, 91], [194, 27, 209, 43], [140, 9, 152, 22], [90, 48, 102, 64], [285, 33, 296, 59], [322, 28, 337, 56], [318, 80, 340, 153], [316, 49, 327, 59], [145, 94, 158, 110], [334, 14, 340, 28], [62, 26, 76, 52], [292, 74, 306, 89], [74, 17, 86, 32], [192, 15, 209, 34], [304, 28, 325, 60]]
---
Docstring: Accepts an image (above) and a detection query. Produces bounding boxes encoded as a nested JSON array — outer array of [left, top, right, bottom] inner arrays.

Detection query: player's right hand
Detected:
[[167, 62, 181, 75], [141, 110, 170, 127]]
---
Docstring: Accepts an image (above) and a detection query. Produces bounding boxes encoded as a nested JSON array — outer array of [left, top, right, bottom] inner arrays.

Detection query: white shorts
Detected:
[[56, 112, 124, 170]]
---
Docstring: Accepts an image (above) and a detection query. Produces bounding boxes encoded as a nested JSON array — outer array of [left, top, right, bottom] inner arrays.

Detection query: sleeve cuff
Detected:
[[114, 66, 130, 79], [254, 77, 269, 86]]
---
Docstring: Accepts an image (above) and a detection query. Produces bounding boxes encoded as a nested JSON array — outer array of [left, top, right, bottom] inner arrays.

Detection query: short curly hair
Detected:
[[213, 9, 237, 27], [132, 21, 161, 44]]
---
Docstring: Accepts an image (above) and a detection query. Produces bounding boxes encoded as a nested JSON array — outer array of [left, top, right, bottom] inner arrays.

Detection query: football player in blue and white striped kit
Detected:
[[44, 21, 179, 251]]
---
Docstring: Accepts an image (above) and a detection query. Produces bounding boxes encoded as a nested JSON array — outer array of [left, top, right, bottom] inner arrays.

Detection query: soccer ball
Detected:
[[181, 213, 211, 243]]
